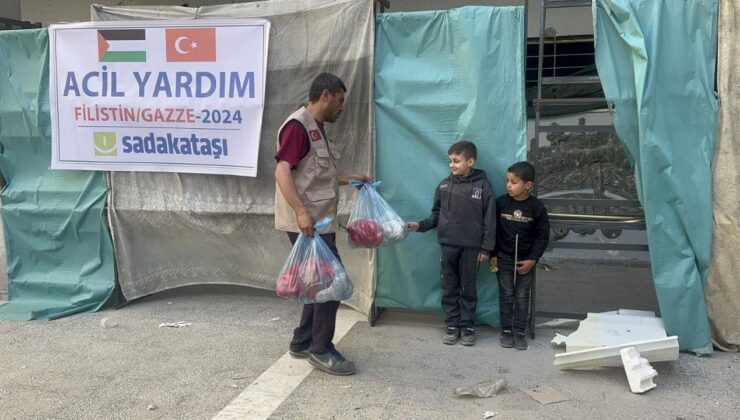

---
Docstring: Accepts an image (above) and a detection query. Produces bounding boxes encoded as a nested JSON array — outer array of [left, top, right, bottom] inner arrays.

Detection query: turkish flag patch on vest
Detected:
[[309, 129, 322, 141]]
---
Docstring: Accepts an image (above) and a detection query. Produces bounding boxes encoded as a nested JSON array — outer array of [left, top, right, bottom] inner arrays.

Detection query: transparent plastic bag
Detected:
[[347, 180, 408, 248], [276, 218, 353, 303]]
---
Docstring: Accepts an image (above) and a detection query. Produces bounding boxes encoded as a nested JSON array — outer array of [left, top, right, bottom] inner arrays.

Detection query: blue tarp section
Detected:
[[0, 29, 115, 320], [374, 7, 527, 326], [593, 0, 717, 353]]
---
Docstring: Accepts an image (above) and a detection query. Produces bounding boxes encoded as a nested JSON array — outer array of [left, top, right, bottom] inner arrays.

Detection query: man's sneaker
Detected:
[[289, 348, 309, 359], [443, 326, 460, 345], [514, 333, 528, 350], [460, 327, 476, 346], [307, 351, 356, 376], [328, 347, 346, 362], [499, 330, 514, 348]]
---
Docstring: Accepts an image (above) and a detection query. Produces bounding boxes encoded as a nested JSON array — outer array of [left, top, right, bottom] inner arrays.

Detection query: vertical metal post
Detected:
[[529, 0, 548, 340], [534, 0, 545, 196]]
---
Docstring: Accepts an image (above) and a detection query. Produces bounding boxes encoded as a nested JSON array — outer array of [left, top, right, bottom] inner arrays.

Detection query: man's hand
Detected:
[[477, 252, 489, 263], [338, 173, 372, 185], [516, 259, 536, 275], [407, 222, 419, 232], [297, 210, 315, 237]]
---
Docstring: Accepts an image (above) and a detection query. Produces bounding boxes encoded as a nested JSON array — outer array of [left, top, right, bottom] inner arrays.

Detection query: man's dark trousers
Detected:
[[287, 232, 341, 354], [497, 253, 533, 334], [440, 245, 480, 328]]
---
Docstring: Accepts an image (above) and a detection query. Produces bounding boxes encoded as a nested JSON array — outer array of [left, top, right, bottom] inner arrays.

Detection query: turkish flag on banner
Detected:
[[166, 28, 216, 62]]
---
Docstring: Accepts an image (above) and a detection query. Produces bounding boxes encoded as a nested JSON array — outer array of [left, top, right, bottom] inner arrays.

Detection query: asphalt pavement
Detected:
[[2, 281, 739, 419]]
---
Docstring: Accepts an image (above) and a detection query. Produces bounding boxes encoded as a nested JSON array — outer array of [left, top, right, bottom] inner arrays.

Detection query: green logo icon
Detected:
[[93, 132, 117, 156]]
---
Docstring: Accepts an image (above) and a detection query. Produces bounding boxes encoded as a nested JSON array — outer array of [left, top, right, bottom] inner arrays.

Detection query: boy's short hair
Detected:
[[448, 140, 477, 160], [309, 73, 346, 103], [508, 161, 536, 182]]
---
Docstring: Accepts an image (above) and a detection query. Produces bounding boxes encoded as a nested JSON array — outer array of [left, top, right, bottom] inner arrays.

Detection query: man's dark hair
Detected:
[[508, 161, 536, 182], [448, 140, 477, 160], [309, 73, 346, 102]]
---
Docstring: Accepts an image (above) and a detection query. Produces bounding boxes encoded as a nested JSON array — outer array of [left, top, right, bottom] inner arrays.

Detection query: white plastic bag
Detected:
[[347, 181, 408, 248], [276, 218, 353, 303]]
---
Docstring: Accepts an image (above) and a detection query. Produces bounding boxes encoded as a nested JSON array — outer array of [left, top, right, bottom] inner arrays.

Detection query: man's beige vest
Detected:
[[274, 107, 340, 233]]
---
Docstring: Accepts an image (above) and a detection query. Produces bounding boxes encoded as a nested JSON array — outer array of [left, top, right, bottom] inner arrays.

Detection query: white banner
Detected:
[[49, 20, 269, 176]]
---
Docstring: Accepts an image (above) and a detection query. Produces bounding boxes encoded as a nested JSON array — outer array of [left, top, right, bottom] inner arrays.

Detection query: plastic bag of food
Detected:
[[276, 218, 353, 303], [347, 181, 408, 248]]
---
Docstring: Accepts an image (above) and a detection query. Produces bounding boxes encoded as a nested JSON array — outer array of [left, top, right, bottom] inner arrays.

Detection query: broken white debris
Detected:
[[483, 410, 497, 418], [268, 317, 280, 322], [620, 347, 657, 393], [158, 321, 192, 328], [551, 333, 568, 347], [147, 404, 158, 411], [557, 310, 668, 353], [100, 317, 118, 329], [554, 336, 678, 370]]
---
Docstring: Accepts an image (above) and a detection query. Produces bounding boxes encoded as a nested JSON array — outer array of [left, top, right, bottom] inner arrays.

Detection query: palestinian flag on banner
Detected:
[[97, 29, 147, 62]]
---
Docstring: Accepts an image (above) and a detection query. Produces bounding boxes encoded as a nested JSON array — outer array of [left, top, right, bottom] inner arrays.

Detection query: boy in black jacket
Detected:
[[408, 141, 496, 346], [492, 161, 550, 350]]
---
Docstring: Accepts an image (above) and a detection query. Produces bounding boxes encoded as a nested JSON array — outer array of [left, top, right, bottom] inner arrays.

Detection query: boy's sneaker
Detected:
[[499, 330, 514, 348], [460, 327, 476, 346], [443, 326, 460, 345], [307, 351, 356, 376], [514, 333, 528, 350]]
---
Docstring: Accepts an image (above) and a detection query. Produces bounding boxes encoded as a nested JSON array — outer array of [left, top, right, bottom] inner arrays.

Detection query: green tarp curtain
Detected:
[[593, 0, 717, 353], [374, 7, 527, 326], [0, 29, 115, 320]]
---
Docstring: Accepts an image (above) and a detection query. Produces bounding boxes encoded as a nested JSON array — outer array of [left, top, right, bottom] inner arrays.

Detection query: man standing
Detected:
[[274, 73, 368, 376]]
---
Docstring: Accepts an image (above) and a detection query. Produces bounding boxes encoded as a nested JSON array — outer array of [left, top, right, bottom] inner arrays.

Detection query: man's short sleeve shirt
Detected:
[[274, 120, 310, 170]]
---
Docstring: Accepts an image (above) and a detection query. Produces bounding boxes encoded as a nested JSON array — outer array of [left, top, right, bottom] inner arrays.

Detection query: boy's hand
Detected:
[[477, 252, 488, 263], [516, 259, 536, 275], [490, 256, 498, 273], [407, 222, 419, 232]]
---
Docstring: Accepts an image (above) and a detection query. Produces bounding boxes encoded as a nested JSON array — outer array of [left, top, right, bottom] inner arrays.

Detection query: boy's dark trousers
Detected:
[[497, 253, 533, 334], [287, 232, 341, 354], [440, 245, 480, 328]]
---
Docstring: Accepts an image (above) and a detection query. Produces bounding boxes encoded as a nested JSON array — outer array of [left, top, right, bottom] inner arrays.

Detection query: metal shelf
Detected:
[[538, 124, 614, 133], [541, 75, 601, 85], [533, 97, 608, 106], [544, 0, 593, 8], [541, 198, 642, 207], [529, 0, 646, 334]]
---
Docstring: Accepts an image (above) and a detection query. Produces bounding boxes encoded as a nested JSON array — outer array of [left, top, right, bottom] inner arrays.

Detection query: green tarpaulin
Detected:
[[374, 7, 527, 326], [593, 0, 717, 353], [0, 29, 115, 320]]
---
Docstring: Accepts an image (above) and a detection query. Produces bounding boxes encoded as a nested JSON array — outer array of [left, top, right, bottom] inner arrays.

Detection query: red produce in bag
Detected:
[[347, 181, 409, 248], [347, 219, 384, 248], [276, 264, 301, 297], [275, 218, 353, 303]]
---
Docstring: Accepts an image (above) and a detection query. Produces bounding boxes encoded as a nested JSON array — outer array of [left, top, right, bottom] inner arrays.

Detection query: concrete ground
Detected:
[[1, 274, 739, 420]]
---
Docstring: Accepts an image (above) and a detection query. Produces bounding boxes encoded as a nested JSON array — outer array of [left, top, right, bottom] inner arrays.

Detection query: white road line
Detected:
[[212, 308, 365, 420]]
